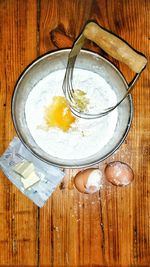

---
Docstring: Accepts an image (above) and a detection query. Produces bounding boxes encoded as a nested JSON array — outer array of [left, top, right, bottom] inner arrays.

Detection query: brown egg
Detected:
[[74, 168, 102, 194], [104, 161, 134, 186]]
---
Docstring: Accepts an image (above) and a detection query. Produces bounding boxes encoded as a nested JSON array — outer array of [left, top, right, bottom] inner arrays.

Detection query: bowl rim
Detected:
[[11, 48, 133, 169]]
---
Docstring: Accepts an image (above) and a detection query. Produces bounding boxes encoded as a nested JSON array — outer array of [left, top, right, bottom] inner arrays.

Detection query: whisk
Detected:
[[62, 22, 147, 119]]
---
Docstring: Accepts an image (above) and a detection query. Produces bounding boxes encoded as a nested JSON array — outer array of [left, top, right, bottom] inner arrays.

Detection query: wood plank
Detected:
[[0, 0, 38, 266], [39, 0, 150, 266]]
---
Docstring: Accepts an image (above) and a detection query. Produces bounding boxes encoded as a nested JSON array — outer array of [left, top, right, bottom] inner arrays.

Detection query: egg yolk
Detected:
[[45, 96, 76, 132]]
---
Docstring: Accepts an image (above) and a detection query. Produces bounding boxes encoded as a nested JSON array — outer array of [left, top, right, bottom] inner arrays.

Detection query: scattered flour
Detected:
[[25, 69, 118, 160]]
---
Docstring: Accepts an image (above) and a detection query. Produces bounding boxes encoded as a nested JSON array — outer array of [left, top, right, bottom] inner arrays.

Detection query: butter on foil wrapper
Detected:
[[0, 137, 65, 207]]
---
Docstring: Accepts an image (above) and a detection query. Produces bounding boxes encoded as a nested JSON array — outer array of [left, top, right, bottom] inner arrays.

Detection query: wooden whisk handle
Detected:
[[83, 22, 147, 73]]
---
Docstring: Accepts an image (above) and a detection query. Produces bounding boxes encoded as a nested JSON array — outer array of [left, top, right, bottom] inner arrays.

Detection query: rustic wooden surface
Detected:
[[0, 0, 149, 266]]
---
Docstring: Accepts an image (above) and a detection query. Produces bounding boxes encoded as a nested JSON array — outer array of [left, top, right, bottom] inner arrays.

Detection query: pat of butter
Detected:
[[13, 161, 34, 179], [13, 160, 41, 189], [21, 172, 40, 189]]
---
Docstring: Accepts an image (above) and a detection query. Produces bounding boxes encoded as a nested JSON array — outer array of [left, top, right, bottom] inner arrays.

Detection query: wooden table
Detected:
[[0, 0, 149, 266]]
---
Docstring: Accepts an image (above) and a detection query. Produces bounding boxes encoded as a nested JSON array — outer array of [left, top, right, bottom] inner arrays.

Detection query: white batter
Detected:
[[25, 69, 118, 160]]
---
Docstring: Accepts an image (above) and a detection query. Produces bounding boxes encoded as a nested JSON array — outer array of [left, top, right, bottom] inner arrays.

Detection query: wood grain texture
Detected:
[[0, 0, 150, 266], [0, 0, 38, 266]]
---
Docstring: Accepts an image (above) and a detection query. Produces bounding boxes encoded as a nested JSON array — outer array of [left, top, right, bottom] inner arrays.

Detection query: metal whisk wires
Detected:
[[62, 34, 116, 119]]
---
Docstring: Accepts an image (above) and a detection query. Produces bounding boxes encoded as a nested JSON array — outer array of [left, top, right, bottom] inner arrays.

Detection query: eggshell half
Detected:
[[74, 168, 99, 193], [104, 161, 134, 186]]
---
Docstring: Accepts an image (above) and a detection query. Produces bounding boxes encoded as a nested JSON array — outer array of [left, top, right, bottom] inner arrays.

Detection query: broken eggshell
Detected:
[[74, 168, 102, 194], [104, 161, 134, 186]]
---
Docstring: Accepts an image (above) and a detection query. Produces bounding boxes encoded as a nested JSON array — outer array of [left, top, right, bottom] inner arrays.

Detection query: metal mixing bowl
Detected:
[[12, 49, 133, 168]]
